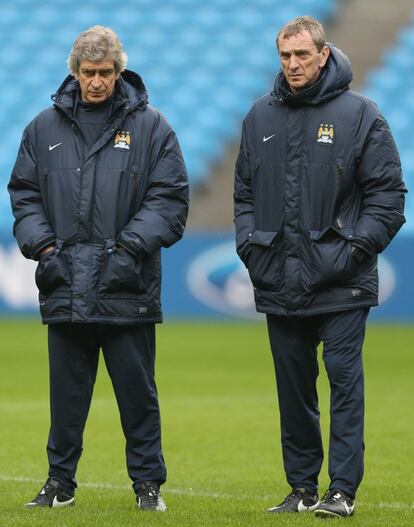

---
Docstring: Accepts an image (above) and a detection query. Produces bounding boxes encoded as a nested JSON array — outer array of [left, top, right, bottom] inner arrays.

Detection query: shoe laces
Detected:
[[322, 489, 345, 504], [281, 488, 304, 505], [42, 478, 59, 495], [142, 482, 160, 504]]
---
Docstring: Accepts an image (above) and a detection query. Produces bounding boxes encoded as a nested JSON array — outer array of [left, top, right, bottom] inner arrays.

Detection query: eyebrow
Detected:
[[279, 48, 312, 56], [80, 68, 115, 74]]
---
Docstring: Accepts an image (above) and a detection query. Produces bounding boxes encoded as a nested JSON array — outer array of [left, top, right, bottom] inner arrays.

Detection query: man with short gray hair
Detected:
[[9, 25, 188, 511], [234, 15, 406, 518]]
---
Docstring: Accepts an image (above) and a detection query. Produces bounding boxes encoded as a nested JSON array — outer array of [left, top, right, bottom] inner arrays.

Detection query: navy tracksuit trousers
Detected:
[[267, 308, 369, 499], [46, 323, 166, 492]]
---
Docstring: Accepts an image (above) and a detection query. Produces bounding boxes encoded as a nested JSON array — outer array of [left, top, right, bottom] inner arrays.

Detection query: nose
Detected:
[[91, 73, 103, 87], [288, 54, 300, 70]]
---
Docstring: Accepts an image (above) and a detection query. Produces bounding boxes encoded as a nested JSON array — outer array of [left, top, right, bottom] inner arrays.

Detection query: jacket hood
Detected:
[[51, 69, 148, 116], [272, 44, 353, 106]]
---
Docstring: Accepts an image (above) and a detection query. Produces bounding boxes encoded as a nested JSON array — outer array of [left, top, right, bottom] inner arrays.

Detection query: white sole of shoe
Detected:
[[314, 509, 353, 518]]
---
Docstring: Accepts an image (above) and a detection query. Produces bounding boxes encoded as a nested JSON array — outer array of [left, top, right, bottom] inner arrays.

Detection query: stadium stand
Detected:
[[362, 12, 414, 233], [1, 1, 412, 236], [0, 0, 338, 236]]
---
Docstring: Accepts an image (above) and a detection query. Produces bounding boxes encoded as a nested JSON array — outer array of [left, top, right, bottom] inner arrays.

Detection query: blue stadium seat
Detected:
[[0, 0, 339, 237], [363, 12, 414, 233], [0, 8, 20, 26]]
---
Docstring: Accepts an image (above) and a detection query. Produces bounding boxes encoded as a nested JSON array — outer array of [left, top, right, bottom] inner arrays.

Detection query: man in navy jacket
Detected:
[[234, 16, 406, 518], [9, 26, 188, 511]]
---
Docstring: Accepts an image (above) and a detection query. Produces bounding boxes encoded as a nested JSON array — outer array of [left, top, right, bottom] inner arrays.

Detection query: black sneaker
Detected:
[[268, 487, 319, 513], [25, 478, 75, 508], [135, 481, 167, 511], [314, 488, 355, 518]]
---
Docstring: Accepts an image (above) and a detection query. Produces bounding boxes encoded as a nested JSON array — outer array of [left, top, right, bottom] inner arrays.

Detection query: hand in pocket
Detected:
[[100, 246, 145, 294]]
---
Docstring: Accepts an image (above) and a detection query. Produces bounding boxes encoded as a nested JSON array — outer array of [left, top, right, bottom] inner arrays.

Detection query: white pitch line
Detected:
[[0, 475, 413, 510], [0, 475, 237, 499]]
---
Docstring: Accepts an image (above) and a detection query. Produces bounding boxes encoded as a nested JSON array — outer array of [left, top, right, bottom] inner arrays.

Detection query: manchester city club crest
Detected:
[[317, 123, 334, 144], [114, 130, 131, 150]]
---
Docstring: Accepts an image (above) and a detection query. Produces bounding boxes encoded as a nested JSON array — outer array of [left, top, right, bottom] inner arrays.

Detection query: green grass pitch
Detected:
[[0, 319, 413, 526]]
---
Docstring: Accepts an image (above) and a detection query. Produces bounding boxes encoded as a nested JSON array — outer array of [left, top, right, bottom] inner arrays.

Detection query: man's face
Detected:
[[278, 30, 330, 93], [75, 59, 119, 104]]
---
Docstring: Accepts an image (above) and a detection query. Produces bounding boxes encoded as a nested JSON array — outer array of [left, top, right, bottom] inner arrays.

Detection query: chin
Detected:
[[88, 96, 105, 103]]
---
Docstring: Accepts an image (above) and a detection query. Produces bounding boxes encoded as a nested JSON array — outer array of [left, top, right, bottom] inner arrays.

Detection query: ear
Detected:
[[320, 45, 330, 68], [74, 72, 79, 80]]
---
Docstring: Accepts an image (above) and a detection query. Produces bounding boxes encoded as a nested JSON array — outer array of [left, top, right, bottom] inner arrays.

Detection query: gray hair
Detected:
[[277, 16, 326, 52], [67, 25, 128, 75]]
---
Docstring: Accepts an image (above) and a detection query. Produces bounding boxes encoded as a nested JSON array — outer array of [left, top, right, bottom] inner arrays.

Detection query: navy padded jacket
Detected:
[[234, 46, 406, 316], [9, 70, 189, 324]]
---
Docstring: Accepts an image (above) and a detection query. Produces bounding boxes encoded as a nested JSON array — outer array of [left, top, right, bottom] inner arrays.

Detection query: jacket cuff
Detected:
[[351, 244, 371, 264], [32, 237, 56, 260], [350, 236, 375, 256], [116, 239, 144, 258]]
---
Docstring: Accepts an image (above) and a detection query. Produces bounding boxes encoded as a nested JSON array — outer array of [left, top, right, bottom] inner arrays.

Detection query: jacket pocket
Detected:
[[99, 245, 146, 295], [308, 227, 358, 289], [246, 230, 281, 290], [35, 242, 71, 294]]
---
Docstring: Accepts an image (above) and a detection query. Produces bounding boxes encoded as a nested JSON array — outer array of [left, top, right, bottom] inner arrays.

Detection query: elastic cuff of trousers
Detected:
[[48, 473, 77, 493], [290, 483, 318, 494], [133, 479, 165, 492], [330, 486, 356, 501]]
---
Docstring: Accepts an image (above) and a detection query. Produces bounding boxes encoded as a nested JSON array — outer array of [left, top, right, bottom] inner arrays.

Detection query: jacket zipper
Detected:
[[335, 164, 344, 228], [336, 164, 344, 192], [39, 169, 50, 221], [252, 161, 261, 202]]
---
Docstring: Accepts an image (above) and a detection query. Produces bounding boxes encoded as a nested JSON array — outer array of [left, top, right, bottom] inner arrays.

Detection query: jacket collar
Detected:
[[272, 44, 353, 107], [51, 69, 148, 119]]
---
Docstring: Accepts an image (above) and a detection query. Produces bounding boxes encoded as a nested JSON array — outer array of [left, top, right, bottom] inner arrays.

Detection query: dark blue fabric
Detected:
[[8, 70, 189, 324], [234, 45, 406, 316], [47, 323, 166, 489], [267, 308, 369, 498], [74, 90, 114, 150]]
